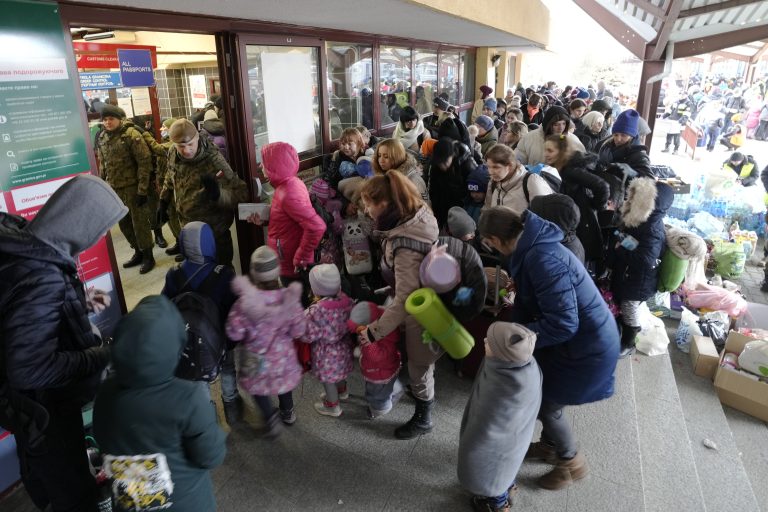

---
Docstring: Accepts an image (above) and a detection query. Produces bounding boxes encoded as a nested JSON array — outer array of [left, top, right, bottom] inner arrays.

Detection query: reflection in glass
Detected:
[[379, 46, 411, 126], [326, 43, 373, 138], [414, 49, 437, 116], [245, 45, 321, 158], [462, 51, 476, 105], [439, 52, 461, 107]]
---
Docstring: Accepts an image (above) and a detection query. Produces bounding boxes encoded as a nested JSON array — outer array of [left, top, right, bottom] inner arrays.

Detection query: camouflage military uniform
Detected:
[[141, 133, 181, 238], [97, 123, 154, 251], [161, 137, 248, 265]]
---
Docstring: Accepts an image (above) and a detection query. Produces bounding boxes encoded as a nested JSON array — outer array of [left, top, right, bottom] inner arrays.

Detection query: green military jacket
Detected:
[[161, 137, 248, 234], [97, 123, 153, 195]]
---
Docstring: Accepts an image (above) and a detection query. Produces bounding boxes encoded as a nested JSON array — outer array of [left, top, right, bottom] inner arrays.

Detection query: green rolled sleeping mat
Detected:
[[405, 288, 475, 359], [657, 250, 689, 292]]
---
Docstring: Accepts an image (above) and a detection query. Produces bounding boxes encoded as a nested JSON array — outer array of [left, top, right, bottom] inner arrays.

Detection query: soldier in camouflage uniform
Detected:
[[152, 118, 183, 259], [96, 105, 156, 273], [158, 119, 248, 266]]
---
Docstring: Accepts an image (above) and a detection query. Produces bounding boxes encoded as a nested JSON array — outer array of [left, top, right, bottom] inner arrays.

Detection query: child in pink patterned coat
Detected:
[[226, 246, 306, 438], [301, 264, 354, 417]]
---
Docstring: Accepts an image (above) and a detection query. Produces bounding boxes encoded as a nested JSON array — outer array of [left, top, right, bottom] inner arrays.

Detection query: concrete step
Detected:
[[630, 351, 707, 511], [724, 407, 768, 510], [668, 346, 763, 511]]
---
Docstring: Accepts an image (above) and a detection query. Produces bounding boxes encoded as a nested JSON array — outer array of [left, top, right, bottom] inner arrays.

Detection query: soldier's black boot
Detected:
[[153, 228, 168, 249], [165, 242, 180, 255], [139, 249, 155, 274], [123, 249, 142, 268], [394, 398, 434, 439]]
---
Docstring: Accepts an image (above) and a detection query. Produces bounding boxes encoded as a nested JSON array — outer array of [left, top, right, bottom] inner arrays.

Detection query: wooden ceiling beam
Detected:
[[679, 0, 763, 18], [572, 0, 647, 59], [649, 0, 683, 60]]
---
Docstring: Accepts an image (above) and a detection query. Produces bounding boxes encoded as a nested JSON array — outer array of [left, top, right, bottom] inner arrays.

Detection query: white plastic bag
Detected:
[[738, 340, 768, 378], [674, 307, 702, 354], [636, 303, 669, 356]]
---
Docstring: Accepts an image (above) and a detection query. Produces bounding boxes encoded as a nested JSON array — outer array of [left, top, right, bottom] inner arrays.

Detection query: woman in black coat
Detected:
[[429, 138, 475, 229], [544, 135, 610, 267], [597, 109, 652, 179], [575, 111, 610, 154]]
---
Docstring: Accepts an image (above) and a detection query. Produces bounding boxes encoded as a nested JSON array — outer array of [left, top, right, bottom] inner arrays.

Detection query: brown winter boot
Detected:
[[537, 452, 588, 490], [524, 441, 557, 463]]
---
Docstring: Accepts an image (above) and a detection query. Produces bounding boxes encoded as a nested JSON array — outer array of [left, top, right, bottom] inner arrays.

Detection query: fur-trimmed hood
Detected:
[[620, 177, 658, 228], [230, 277, 303, 324]]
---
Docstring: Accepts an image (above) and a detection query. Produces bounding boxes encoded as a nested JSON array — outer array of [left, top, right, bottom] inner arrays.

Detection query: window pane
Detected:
[[379, 46, 411, 126], [462, 51, 476, 105], [245, 45, 321, 158], [414, 49, 437, 116], [326, 42, 373, 139], [439, 51, 461, 108]]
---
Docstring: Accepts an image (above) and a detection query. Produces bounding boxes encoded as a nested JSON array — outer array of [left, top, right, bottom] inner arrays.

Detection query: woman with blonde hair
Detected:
[[358, 171, 439, 439], [372, 138, 429, 203]]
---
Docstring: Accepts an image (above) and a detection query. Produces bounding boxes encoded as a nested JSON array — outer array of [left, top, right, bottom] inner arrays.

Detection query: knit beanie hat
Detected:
[[310, 178, 333, 201], [421, 138, 437, 157], [250, 246, 280, 283], [433, 96, 450, 111], [400, 106, 419, 124], [161, 117, 177, 129], [467, 164, 490, 193], [485, 322, 536, 364], [483, 98, 497, 112], [612, 109, 640, 137], [169, 119, 199, 143], [101, 104, 124, 120], [349, 301, 376, 326], [447, 206, 476, 239], [572, 87, 590, 100], [479, 85, 493, 96], [729, 151, 745, 164], [590, 99, 611, 114], [475, 115, 494, 132], [356, 157, 374, 178], [432, 137, 455, 165], [203, 109, 218, 121], [509, 96, 521, 108], [309, 264, 341, 297]]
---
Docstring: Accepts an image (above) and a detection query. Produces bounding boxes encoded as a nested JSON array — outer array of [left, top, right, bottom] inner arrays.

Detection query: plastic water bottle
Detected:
[[614, 230, 639, 251]]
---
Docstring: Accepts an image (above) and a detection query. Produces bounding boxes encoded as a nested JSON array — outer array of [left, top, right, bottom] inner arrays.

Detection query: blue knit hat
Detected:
[[612, 109, 640, 137], [484, 98, 497, 111], [467, 164, 490, 193], [475, 115, 494, 132]]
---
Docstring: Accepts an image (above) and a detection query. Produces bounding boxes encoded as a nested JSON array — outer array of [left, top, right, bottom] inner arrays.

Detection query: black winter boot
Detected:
[[165, 242, 181, 255], [223, 395, 243, 426], [153, 228, 168, 248], [394, 398, 434, 439], [139, 249, 155, 274], [619, 323, 640, 359], [123, 249, 142, 268]]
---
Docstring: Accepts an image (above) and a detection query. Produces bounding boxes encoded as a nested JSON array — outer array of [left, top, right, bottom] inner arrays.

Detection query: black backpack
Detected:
[[171, 265, 227, 382], [389, 235, 487, 322]]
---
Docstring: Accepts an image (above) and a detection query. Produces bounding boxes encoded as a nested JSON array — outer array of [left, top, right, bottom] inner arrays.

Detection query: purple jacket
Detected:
[[225, 278, 306, 396], [301, 293, 354, 384]]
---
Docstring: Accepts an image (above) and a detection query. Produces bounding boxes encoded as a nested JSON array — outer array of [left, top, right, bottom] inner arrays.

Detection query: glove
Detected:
[[135, 194, 148, 207], [156, 200, 170, 226], [200, 174, 221, 202]]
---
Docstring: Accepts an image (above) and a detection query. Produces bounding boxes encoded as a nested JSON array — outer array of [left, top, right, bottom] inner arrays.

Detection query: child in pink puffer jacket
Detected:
[[301, 264, 354, 418], [226, 246, 306, 438]]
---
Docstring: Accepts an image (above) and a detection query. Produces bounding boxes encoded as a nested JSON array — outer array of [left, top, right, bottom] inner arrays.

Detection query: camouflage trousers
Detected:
[[113, 185, 157, 251]]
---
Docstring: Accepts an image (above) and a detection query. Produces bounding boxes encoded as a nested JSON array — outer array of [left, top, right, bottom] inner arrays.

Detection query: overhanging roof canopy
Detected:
[[573, 0, 768, 60]]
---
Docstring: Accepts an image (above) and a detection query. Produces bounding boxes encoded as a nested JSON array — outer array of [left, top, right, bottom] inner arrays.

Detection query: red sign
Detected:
[[74, 42, 157, 70]]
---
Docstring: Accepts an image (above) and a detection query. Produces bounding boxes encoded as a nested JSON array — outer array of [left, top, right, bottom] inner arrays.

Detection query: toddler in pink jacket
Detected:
[[301, 264, 354, 417], [225, 246, 306, 438]]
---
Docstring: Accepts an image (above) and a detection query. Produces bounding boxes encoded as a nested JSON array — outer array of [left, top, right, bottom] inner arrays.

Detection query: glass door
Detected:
[[235, 36, 324, 177]]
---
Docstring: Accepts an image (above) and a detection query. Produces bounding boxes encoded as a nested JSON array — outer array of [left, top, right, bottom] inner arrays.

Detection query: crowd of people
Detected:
[[3, 76, 768, 512]]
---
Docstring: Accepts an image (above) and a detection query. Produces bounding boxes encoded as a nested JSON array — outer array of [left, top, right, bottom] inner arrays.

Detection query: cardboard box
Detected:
[[690, 335, 719, 379], [714, 331, 768, 422]]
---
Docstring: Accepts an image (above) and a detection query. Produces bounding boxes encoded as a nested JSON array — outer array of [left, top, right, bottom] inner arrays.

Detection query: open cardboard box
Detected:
[[714, 331, 768, 422]]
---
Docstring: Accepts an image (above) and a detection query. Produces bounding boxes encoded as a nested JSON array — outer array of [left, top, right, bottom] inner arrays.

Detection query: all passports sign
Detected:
[[117, 49, 155, 87]]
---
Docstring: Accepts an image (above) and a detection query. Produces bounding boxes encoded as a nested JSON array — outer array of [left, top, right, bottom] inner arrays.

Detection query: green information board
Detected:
[[0, 0, 90, 194]]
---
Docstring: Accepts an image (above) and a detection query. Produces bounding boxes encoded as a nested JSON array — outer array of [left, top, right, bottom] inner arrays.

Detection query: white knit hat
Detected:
[[309, 264, 341, 297], [249, 246, 279, 282]]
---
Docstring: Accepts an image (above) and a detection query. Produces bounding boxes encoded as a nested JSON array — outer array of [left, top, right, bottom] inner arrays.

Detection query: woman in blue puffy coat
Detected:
[[479, 207, 619, 492]]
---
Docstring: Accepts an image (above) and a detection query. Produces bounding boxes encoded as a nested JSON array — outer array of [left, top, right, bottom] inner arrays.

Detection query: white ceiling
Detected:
[[70, 0, 544, 49]]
